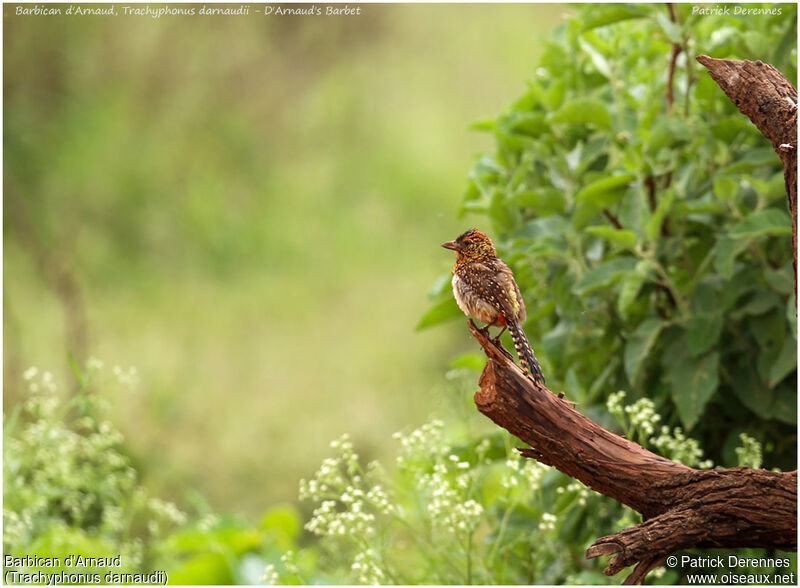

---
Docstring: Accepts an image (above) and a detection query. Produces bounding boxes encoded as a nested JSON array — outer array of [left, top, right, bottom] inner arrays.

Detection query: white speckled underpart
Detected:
[[452, 273, 500, 325]]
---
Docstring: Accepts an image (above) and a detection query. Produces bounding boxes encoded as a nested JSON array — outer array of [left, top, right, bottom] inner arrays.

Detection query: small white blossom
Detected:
[[260, 564, 279, 585]]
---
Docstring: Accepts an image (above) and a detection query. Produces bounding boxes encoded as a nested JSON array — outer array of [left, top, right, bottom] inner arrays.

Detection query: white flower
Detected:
[[260, 564, 278, 585]]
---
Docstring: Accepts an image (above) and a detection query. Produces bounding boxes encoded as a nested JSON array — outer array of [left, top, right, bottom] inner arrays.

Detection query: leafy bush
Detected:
[[3, 361, 185, 577], [3, 362, 307, 585], [423, 3, 797, 471]]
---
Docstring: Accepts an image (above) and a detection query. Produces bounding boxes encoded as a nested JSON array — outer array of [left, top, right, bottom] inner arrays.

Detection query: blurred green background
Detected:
[[4, 4, 567, 517]]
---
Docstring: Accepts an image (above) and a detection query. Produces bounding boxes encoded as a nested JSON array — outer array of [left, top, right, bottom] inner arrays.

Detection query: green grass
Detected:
[[4, 4, 568, 517]]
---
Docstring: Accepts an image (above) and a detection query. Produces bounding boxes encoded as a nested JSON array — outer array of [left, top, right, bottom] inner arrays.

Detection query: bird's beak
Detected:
[[441, 240, 459, 251]]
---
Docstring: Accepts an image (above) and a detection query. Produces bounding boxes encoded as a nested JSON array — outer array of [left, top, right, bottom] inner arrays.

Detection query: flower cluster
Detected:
[[735, 433, 763, 469], [625, 397, 661, 437], [606, 390, 627, 424], [556, 479, 591, 507], [649, 426, 713, 469], [538, 512, 557, 532], [305, 496, 376, 538], [421, 461, 483, 536], [502, 455, 549, 489], [393, 419, 449, 468], [395, 422, 485, 538], [351, 550, 385, 585], [607, 390, 663, 441], [112, 365, 139, 388], [260, 563, 279, 585], [607, 390, 713, 468], [300, 433, 396, 550]]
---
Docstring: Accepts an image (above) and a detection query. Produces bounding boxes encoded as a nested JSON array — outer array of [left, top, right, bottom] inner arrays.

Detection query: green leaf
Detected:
[[504, 111, 549, 138], [712, 236, 744, 279], [732, 290, 781, 319], [624, 318, 667, 383], [768, 337, 797, 388], [617, 260, 652, 318], [515, 187, 566, 215], [67, 352, 88, 390], [655, 11, 682, 44], [724, 147, 781, 174], [710, 116, 756, 142], [686, 313, 723, 356], [469, 117, 496, 131], [713, 176, 738, 201], [585, 226, 638, 249], [450, 352, 487, 372], [668, 350, 720, 430], [573, 256, 637, 295], [730, 361, 797, 424], [548, 99, 612, 130], [575, 173, 636, 207], [771, 382, 798, 425], [260, 504, 301, 548], [518, 215, 571, 240], [416, 296, 462, 331], [729, 208, 792, 239], [578, 38, 612, 79], [743, 30, 769, 57], [645, 187, 675, 241], [576, 136, 610, 176], [428, 274, 452, 297], [580, 4, 652, 30], [764, 264, 794, 295], [489, 189, 519, 232], [545, 78, 566, 110], [647, 117, 691, 153]]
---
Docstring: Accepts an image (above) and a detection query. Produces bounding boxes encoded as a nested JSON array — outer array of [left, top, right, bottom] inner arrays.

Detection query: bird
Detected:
[[442, 229, 545, 384]]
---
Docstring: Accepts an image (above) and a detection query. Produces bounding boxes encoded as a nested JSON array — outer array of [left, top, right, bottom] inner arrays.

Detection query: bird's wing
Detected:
[[505, 264, 527, 322], [491, 258, 526, 322], [458, 261, 524, 321]]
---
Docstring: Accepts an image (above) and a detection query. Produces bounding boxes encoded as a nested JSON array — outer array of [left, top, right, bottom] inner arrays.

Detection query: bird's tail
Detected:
[[508, 319, 545, 384]]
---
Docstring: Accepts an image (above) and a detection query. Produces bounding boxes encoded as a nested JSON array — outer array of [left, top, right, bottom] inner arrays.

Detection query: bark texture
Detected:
[[469, 321, 797, 584]]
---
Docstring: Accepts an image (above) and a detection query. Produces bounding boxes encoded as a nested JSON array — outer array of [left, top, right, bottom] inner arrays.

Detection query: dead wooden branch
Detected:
[[696, 55, 798, 300], [468, 321, 797, 584]]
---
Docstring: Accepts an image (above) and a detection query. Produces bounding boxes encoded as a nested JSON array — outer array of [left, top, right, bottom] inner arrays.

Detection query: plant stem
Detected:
[[466, 530, 473, 585]]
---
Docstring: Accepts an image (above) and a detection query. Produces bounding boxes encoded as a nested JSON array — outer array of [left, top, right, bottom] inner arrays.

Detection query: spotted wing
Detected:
[[457, 261, 523, 322]]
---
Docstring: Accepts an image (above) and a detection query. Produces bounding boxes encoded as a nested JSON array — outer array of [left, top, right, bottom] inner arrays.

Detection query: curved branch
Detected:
[[468, 321, 797, 584]]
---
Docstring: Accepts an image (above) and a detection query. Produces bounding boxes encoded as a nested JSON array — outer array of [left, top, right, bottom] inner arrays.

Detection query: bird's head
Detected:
[[441, 229, 497, 262]]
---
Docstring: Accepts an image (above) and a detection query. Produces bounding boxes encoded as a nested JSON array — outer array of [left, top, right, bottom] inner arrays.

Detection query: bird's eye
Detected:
[[463, 239, 472, 245]]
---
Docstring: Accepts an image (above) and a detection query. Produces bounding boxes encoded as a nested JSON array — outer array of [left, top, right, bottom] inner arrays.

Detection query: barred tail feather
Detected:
[[508, 319, 545, 384]]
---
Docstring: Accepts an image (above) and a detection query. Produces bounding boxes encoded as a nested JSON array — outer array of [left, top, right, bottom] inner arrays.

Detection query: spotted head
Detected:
[[441, 229, 497, 263]]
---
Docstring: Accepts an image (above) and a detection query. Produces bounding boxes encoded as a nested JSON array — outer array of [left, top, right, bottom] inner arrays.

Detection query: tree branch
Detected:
[[665, 4, 682, 115], [696, 55, 798, 301], [468, 320, 797, 584]]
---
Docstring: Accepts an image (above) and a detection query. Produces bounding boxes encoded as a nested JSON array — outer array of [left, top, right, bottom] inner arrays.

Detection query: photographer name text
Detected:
[[692, 5, 782, 15]]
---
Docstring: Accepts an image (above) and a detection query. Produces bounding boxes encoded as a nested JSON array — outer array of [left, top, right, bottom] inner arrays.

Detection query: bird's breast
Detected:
[[451, 273, 501, 325]]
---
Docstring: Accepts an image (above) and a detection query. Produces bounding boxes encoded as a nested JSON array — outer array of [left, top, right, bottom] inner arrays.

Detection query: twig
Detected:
[[665, 4, 682, 114], [602, 209, 624, 229]]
